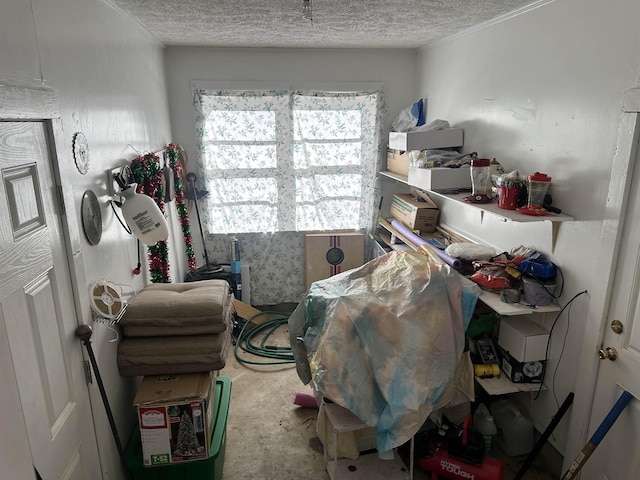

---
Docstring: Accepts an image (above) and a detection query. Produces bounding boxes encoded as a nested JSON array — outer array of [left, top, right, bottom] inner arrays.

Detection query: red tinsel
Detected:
[[166, 143, 197, 272], [130, 152, 171, 283]]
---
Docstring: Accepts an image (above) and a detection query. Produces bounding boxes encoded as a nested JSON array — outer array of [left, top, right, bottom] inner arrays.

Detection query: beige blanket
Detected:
[[121, 280, 233, 337], [117, 328, 231, 377]]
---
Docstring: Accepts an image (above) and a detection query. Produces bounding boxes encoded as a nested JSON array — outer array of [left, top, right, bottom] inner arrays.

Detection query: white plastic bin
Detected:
[[490, 400, 534, 457]]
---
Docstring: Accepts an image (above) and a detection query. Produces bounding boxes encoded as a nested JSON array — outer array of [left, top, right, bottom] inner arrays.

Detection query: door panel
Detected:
[[585, 121, 640, 478], [0, 121, 101, 479]]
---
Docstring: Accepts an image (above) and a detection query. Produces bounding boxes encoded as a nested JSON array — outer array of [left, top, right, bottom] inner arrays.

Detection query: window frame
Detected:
[[193, 81, 385, 234]]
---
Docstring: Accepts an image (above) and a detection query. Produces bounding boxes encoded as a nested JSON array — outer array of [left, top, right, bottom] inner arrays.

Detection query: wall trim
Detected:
[[0, 84, 58, 118]]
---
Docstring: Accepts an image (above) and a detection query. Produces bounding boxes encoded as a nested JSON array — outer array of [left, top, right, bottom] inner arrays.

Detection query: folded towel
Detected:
[[121, 279, 233, 337]]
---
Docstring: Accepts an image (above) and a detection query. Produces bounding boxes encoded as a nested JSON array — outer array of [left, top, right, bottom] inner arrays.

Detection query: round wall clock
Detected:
[[73, 132, 90, 175]]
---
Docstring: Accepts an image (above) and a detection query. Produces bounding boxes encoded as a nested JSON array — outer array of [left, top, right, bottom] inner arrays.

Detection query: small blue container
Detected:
[[520, 258, 556, 279]]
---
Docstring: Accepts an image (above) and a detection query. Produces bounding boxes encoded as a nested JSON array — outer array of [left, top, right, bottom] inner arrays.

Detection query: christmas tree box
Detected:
[[134, 372, 216, 466]]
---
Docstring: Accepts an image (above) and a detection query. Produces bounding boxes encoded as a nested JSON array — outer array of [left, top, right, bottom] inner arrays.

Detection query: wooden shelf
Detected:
[[377, 217, 560, 317], [379, 170, 409, 184], [478, 290, 560, 316], [475, 374, 546, 396], [379, 170, 573, 224], [376, 229, 414, 252], [427, 190, 574, 224]]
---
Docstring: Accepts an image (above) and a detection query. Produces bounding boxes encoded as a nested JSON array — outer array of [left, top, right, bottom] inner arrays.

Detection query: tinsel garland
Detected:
[[166, 143, 197, 271], [130, 152, 171, 283]]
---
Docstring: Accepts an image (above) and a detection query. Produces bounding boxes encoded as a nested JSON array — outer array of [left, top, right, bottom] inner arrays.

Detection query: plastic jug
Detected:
[[467, 158, 492, 203], [490, 400, 534, 456], [526, 172, 552, 207], [473, 403, 497, 456]]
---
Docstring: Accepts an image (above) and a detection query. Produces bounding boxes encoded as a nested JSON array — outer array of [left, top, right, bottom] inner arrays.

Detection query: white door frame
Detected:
[[0, 85, 95, 328], [0, 84, 103, 477], [565, 89, 640, 472]]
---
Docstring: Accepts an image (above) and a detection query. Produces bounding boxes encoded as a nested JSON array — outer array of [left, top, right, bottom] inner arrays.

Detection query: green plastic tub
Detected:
[[125, 376, 232, 480]]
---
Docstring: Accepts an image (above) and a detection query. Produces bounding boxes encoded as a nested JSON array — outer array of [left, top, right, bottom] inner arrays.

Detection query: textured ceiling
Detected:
[[111, 0, 538, 49]]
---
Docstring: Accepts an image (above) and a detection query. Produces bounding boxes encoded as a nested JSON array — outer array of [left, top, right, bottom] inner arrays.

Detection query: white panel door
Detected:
[[580, 124, 640, 479], [0, 121, 102, 479]]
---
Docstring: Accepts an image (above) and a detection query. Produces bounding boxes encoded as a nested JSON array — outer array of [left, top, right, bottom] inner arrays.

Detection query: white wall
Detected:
[[416, 0, 640, 468], [1, 0, 177, 478], [165, 47, 418, 162], [164, 47, 418, 279]]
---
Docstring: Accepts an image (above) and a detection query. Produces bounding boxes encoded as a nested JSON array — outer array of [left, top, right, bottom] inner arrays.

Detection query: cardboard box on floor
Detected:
[[134, 372, 215, 466], [305, 232, 365, 289], [390, 191, 440, 233]]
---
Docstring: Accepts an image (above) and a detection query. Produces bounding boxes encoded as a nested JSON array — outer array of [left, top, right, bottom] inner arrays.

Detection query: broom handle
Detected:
[[561, 390, 633, 480], [514, 392, 573, 480], [187, 173, 211, 269]]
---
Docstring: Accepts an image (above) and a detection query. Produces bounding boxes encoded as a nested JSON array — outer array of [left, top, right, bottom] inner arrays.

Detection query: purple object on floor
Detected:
[[293, 392, 319, 409]]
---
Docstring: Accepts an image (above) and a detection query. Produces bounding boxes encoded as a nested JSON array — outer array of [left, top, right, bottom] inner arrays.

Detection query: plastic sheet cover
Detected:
[[289, 251, 480, 453]]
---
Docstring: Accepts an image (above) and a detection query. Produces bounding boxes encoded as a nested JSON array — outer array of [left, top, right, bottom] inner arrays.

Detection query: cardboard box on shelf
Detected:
[[134, 372, 215, 466], [390, 192, 439, 233], [499, 346, 546, 384], [498, 316, 549, 363], [305, 233, 365, 289], [386, 149, 410, 176], [408, 165, 472, 192], [388, 128, 464, 151]]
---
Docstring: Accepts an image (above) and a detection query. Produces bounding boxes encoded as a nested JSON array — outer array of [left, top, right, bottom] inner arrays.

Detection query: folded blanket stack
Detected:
[[117, 279, 234, 377]]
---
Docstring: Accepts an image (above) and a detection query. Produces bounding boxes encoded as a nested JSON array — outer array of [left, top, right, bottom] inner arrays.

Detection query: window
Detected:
[[193, 88, 383, 234]]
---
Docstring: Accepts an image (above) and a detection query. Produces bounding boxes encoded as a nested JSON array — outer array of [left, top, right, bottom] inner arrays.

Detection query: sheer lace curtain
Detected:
[[193, 88, 385, 304]]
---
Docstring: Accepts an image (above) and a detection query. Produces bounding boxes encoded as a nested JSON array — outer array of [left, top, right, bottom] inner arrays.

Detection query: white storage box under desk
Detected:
[[322, 402, 413, 480]]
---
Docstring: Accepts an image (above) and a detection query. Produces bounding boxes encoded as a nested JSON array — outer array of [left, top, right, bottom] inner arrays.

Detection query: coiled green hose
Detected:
[[233, 311, 296, 365]]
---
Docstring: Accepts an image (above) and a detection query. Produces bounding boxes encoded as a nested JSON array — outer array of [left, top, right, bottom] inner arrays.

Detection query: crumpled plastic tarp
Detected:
[[288, 251, 481, 454]]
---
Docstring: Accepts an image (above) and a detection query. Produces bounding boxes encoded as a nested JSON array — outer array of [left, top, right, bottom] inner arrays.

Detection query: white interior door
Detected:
[[580, 119, 640, 479], [0, 120, 102, 479]]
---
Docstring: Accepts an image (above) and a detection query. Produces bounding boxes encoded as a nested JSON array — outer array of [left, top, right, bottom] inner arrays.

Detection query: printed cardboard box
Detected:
[[389, 192, 439, 233], [305, 233, 365, 289], [134, 372, 215, 466]]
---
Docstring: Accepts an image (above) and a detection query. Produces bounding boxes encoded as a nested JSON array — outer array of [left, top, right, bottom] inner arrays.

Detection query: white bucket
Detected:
[[490, 400, 534, 456]]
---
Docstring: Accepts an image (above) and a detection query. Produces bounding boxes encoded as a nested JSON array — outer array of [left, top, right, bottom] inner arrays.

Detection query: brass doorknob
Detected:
[[598, 347, 618, 361]]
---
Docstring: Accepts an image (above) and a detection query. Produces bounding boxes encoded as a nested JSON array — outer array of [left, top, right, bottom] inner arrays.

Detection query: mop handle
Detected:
[[561, 390, 633, 480]]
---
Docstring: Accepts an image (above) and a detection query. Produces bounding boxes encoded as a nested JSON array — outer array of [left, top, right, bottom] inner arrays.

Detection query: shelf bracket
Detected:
[[550, 221, 561, 253]]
